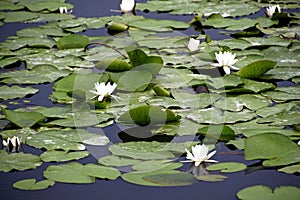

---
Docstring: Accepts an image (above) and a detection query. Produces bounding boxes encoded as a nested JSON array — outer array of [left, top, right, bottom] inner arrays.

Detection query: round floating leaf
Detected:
[[98, 155, 141, 167], [40, 150, 89, 162], [237, 60, 276, 79], [143, 172, 197, 186], [84, 163, 121, 180], [132, 160, 182, 172], [0, 85, 38, 100], [245, 133, 300, 167], [121, 170, 187, 186], [117, 105, 181, 126], [198, 125, 235, 142], [278, 164, 300, 174], [13, 179, 55, 191], [43, 162, 120, 183], [2, 108, 45, 128], [109, 141, 175, 160], [96, 58, 132, 72], [206, 162, 247, 173], [4, 11, 39, 22], [0, 65, 71, 84], [0, 150, 42, 172], [57, 34, 89, 50], [196, 174, 228, 182], [43, 162, 95, 184], [116, 70, 153, 92], [237, 185, 300, 200]]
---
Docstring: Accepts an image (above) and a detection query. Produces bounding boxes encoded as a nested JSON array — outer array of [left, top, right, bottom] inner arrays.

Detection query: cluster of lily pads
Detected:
[[0, 0, 300, 198]]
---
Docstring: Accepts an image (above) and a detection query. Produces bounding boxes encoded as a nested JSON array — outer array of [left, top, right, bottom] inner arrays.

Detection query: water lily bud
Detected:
[[106, 21, 129, 32], [153, 85, 171, 97]]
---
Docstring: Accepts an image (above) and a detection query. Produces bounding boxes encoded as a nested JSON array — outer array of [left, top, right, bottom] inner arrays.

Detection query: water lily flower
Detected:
[[187, 38, 200, 52], [90, 82, 117, 102], [59, 7, 68, 14], [213, 51, 239, 75], [181, 144, 218, 166], [2, 136, 22, 148], [265, 5, 281, 18], [120, 0, 135, 12]]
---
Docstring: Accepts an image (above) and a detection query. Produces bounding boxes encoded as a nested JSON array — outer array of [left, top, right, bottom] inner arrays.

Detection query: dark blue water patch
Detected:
[[276, 80, 298, 87], [0, 22, 44, 42]]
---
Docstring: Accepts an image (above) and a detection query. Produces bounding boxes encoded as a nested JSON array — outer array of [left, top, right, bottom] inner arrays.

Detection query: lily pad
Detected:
[[143, 172, 197, 186], [40, 150, 90, 162], [0, 64, 71, 84], [206, 162, 247, 173], [278, 164, 300, 174], [121, 170, 194, 187], [98, 155, 141, 167], [109, 141, 175, 160], [245, 133, 300, 167], [116, 70, 153, 92], [196, 174, 228, 182], [0, 150, 42, 172], [4, 11, 39, 22], [117, 105, 181, 126], [132, 160, 182, 172], [13, 179, 55, 191], [237, 185, 300, 200], [0, 85, 38, 100], [2, 108, 45, 128], [237, 60, 276, 79], [57, 34, 89, 50], [43, 162, 120, 184]]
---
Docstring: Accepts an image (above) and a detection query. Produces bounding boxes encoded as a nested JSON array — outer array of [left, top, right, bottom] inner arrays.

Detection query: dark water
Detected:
[[0, 1, 299, 199]]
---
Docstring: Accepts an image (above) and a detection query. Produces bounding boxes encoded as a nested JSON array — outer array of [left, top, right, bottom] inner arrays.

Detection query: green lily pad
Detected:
[[98, 155, 142, 167], [143, 172, 197, 186], [245, 133, 300, 167], [0, 150, 42, 172], [0, 85, 38, 100], [57, 34, 89, 50], [2, 108, 45, 128], [40, 150, 90, 162], [109, 141, 175, 160], [196, 174, 228, 182], [206, 162, 247, 173], [132, 160, 182, 172], [198, 125, 235, 142], [116, 70, 153, 92], [278, 164, 300, 174], [26, 128, 109, 151], [0, 64, 71, 84], [117, 105, 181, 126], [121, 170, 194, 187], [43, 162, 120, 184], [13, 179, 55, 191], [128, 18, 189, 32], [237, 60, 276, 79], [237, 185, 300, 200], [4, 11, 39, 22], [24, 2, 73, 12]]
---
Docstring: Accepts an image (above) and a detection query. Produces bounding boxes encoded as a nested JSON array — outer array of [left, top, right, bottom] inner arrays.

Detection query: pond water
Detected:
[[0, 0, 300, 199]]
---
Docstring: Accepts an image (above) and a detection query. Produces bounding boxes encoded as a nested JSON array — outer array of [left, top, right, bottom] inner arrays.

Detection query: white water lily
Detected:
[[59, 7, 68, 14], [90, 82, 117, 102], [181, 144, 218, 166], [265, 5, 281, 18], [187, 38, 200, 52], [120, 0, 135, 12], [213, 51, 239, 75], [2, 136, 22, 148]]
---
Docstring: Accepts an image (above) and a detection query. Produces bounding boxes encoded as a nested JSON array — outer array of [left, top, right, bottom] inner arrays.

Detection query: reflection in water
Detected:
[[188, 163, 209, 177]]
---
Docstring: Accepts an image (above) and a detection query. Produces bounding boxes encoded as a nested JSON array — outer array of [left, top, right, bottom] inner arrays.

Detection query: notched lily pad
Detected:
[[57, 34, 89, 50], [0, 85, 38, 100], [13, 179, 55, 191], [206, 162, 247, 173]]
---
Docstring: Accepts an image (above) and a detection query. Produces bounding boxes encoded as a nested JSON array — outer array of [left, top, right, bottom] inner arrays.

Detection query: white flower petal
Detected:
[[120, 0, 135, 12], [206, 150, 217, 160], [223, 66, 231, 75], [187, 38, 200, 51]]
